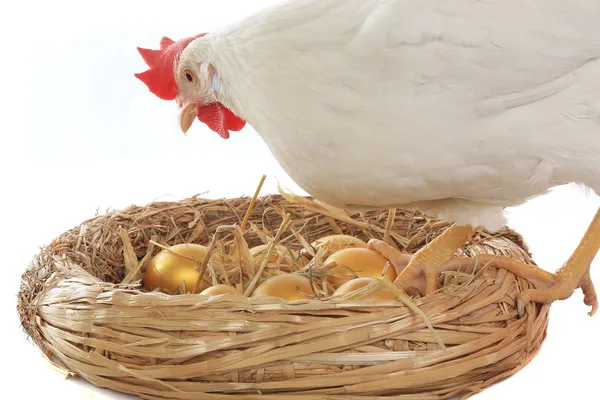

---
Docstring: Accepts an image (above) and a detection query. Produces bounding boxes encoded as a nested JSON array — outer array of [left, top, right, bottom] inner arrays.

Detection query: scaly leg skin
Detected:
[[517, 208, 600, 317], [369, 224, 477, 295]]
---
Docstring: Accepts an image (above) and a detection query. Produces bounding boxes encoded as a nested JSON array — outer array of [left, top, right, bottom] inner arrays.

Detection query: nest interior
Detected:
[[18, 194, 549, 400]]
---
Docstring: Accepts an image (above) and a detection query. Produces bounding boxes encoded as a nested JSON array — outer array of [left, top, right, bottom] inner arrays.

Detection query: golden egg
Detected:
[[200, 284, 241, 296], [143, 243, 221, 294], [310, 234, 368, 258], [249, 244, 305, 269], [325, 247, 396, 288], [332, 277, 398, 301], [251, 274, 316, 300]]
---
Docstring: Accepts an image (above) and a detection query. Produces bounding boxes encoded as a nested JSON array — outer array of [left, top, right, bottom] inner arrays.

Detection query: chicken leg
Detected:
[[369, 224, 477, 295], [369, 208, 600, 317], [517, 207, 600, 316]]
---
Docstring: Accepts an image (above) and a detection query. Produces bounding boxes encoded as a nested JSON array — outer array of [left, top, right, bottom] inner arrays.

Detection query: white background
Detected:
[[2, 1, 599, 398]]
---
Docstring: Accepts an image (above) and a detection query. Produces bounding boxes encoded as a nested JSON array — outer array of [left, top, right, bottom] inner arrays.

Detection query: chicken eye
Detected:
[[183, 69, 195, 83]]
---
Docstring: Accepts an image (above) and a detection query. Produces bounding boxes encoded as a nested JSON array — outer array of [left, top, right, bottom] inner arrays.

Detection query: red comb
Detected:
[[135, 34, 207, 100]]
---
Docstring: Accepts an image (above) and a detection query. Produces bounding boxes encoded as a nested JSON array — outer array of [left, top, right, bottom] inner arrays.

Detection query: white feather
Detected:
[[181, 0, 600, 231]]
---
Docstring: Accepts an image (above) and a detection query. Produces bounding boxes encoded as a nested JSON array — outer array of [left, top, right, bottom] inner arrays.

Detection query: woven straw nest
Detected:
[[18, 193, 549, 400]]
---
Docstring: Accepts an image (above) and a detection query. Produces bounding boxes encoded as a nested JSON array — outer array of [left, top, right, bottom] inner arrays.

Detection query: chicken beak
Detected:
[[178, 103, 197, 135]]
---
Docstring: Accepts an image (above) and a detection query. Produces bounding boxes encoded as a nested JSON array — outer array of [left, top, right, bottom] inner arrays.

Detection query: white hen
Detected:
[[136, 0, 600, 315]]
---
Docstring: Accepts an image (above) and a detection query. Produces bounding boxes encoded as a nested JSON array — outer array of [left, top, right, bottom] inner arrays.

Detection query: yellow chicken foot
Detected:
[[369, 224, 477, 295], [517, 207, 600, 317]]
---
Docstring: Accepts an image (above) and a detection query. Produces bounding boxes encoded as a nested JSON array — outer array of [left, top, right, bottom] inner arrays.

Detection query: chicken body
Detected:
[[187, 0, 600, 231], [138, 0, 600, 314]]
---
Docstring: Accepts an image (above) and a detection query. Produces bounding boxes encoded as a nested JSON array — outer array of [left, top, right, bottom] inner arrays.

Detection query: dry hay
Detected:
[[17, 193, 549, 399]]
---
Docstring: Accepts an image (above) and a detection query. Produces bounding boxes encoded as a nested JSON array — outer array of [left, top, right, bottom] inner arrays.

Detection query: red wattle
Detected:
[[195, 103, 246, 139]]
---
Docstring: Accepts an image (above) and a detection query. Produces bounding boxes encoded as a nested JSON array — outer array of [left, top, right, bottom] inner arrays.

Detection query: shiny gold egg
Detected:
[[309, 234, 368, 258], [200, 284, 241, 296], [325, 247, 396, 288], [143, 243, 221, 294], [251, 274, 316, 300], [332, 277, 398, 301]]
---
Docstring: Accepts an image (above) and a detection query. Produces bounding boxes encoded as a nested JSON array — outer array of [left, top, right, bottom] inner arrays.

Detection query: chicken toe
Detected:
[[366, 239, 411, 274], [580, 273, 598, 316]]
